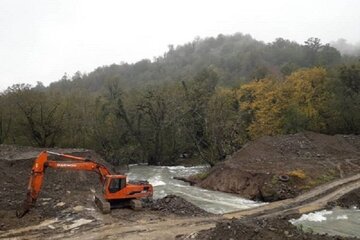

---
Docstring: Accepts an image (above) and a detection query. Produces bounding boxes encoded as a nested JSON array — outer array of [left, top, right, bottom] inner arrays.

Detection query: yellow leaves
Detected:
[[240, 67, 331, 138], [284, 68, 330, 131], [288, 169, 307, 179], [285, 67, 328, 117], [239, 78, 288, 138]]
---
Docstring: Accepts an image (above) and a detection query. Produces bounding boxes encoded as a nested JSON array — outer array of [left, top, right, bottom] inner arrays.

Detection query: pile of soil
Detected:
[[327, 188, 360, 209], [191, 217, 357, 240], [148, 195, 211, 217], [197, 132, 360, 201]]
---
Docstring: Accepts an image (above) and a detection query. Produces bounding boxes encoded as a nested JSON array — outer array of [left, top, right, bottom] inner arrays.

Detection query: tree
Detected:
[[240, 77, 288, 138], [205, 88, 247, 162], [339, 62, 360, 93], [316, 44, 341, 66], [6, 84, 65, 147], [137, 89, 168, 165], [0, 94, 12, 144], [181, 68, 220, 166], [239, 67, 332, 138], [331, 62, 360, 133], [97, 78, 144, 164], [305, 37, 322, 51], [283, 67, 331, 132]]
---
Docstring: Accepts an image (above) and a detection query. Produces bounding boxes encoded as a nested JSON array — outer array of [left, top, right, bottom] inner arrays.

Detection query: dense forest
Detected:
[[1, 33, 359, 166]]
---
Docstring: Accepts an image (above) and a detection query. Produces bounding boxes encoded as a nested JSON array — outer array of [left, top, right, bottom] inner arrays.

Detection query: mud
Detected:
[[147, 195, 212, 217], [189, 216, 357, 240], [197, 132, 360, 201], [0, 144, 212, 238], [327, 188, 360, 209]]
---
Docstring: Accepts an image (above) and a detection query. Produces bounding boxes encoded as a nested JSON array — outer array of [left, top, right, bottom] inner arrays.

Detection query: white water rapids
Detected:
[[126, 165, 263, 214], [127, 165, 360, 238], [290, 208, 360, 238]]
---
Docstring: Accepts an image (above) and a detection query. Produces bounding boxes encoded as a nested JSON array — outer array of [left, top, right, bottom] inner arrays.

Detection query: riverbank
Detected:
[[181, 187, 360, 240], [327, 188, 360, 209], [188, 132, 360, 202]]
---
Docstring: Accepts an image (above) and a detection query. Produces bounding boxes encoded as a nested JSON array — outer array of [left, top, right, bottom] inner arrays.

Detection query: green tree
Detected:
[[0, 94, 12, 144], [6, 84, 65, 147], [181, 68, 220, 166], [331, 62, 360, 133], [205, 88, 247, 162]]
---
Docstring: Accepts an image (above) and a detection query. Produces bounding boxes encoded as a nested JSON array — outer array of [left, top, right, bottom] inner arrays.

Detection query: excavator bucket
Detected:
[[16, 205, 29, 218], [16, 196, 32, 218]]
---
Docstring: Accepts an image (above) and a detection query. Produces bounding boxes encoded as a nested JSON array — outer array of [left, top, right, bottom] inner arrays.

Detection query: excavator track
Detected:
[[94, 194, 111, 214], [130, 199, 142, 210]]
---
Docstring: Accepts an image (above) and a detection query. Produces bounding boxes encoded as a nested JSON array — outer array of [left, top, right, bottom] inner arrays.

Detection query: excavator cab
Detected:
[[105, 175, 126, 193], [102, 175, 152, 200]]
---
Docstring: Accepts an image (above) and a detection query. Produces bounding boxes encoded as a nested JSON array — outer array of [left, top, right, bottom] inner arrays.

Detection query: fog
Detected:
[[331, 39, 360, 56], [1, 0, 360, 90]]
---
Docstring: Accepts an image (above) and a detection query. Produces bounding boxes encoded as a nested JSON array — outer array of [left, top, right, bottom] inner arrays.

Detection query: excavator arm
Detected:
[[16, 151, 112, 218]]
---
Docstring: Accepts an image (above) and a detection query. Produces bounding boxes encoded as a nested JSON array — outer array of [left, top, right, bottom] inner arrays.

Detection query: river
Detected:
[[127, 164, 263, 214], [127, 165, 360, 238], [290, 208, 360, 238]]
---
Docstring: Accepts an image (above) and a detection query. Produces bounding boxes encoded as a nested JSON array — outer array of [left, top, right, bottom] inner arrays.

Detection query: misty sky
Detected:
[[1, 0, 359, 91]]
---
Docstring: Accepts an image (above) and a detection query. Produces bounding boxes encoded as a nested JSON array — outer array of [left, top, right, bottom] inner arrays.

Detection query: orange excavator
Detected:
[[16, 151, 153, 218]]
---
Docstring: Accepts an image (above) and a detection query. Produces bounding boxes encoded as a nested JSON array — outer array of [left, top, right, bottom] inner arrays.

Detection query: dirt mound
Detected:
[[148, 195, 211, 217], [328, 188, 360, 209], [191, 217, 356, 240], [197, 132, 360, 201]]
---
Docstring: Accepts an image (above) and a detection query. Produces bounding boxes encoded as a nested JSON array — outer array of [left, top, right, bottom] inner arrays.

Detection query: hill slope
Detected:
[[49, 34, 342, 93], [197, 132, 360, 201]]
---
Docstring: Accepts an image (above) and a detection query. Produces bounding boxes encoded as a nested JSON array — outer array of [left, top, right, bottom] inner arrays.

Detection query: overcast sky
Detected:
[[0, 0, 359, 91]]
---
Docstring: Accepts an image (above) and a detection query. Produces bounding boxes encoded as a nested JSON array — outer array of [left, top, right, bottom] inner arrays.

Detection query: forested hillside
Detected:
[[1, 33, 359, 166], [49, 34, 343, 91]]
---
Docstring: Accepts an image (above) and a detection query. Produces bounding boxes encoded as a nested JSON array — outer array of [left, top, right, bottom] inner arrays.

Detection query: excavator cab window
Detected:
[[108, 177, 126, 193]]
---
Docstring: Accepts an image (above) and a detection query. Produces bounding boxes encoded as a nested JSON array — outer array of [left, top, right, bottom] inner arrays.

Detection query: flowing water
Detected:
[[127, 165, 263, 214], [127, 165, 360, 238], [290, 208, 360, 238]]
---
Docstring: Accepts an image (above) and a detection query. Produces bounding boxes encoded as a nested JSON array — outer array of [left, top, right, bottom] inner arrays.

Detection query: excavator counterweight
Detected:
[[17, 151, 153, 218]]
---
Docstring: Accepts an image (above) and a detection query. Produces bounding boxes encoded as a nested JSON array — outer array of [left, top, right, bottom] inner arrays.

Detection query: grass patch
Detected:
[[270, 175, 279, 185], [302, 169, 338, 190], [193, 171, 209, 180]]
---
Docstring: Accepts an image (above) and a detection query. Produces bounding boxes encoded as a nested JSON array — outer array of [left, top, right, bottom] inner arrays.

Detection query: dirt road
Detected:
[[223, 173, 360, 219], [46, 217, 219, 240]]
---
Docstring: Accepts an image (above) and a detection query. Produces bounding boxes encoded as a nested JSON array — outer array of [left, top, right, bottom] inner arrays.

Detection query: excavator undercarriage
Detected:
[[94, 194, 143, 213]]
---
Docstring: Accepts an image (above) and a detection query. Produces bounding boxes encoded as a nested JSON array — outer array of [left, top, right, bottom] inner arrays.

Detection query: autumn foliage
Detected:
[[240, 67, 357, 138]]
